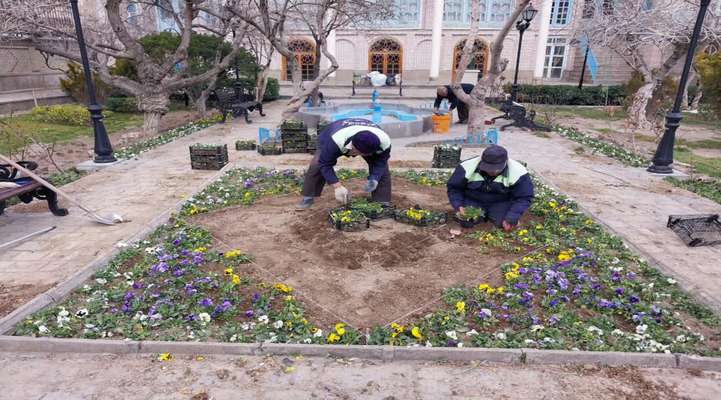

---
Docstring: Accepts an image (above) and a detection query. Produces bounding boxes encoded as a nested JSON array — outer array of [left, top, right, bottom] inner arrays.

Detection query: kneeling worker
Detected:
[[447, 145, 534, 231], [296, 118, 392, 210]]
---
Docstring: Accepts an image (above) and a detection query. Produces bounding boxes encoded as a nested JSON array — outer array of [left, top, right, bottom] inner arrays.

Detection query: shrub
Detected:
[[105, 97, 139, 113], [505, 84, 626, 106], [30, 104, 113, 126], [696, 51, 721, 118], [60, 62, 111, 103], [263, 77, 280, 101]]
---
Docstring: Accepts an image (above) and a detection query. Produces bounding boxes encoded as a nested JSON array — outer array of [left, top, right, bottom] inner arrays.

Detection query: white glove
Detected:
[[334, 185, 350, 204]]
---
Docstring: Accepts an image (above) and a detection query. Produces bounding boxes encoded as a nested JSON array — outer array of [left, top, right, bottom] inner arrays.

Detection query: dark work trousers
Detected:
[[463, 199, 513, 228], [456, 102, 469, 123], [301, 152, 392, 202]]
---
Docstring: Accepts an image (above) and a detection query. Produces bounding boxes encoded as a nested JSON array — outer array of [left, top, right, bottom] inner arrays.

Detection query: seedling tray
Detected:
[[329, 208, 371, 232], [257, 143, 283, 156], [667, 214, 721, 247], [348, 198, 395, 220], [189, 144, 228, 170], [235, 140, 256, 151], [432, 145, 462, 169], [394, 206, 448, 227]]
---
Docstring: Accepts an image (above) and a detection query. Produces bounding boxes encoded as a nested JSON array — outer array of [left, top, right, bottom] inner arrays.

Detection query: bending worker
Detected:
[[433, 84, 474, 124], [447, 145, 534, 231], [296, 118, 392, 210]]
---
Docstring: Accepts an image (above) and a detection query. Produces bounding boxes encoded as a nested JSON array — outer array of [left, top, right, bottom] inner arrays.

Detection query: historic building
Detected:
[[270, 0, 635, 85]]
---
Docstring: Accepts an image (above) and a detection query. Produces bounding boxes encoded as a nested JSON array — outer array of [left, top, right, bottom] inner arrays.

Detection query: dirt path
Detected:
[[1, 351, 719, 400]]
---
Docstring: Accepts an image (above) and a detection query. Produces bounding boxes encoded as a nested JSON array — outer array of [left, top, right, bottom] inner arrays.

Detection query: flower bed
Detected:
[[13, 168, 721, 356], [115, 115, 223, 160], [554, 127, 649, 168]]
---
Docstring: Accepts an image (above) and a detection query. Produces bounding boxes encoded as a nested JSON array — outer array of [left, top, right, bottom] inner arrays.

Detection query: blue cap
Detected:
[[351, 131, 381, 154], [478, 145, 508, 173]]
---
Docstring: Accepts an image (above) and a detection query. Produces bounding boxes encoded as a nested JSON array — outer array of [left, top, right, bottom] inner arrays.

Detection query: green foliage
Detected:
[[555, 126, 649, 167], [675, 147, 721, 178], [696, 52, 721, 118], [665, 177, 721, 206], [105, 97, 139, 113], [504, 84, 626, 106], [263, 77, 280, 101], [29, 104, 110, 126], [60, 62, 111, 103]]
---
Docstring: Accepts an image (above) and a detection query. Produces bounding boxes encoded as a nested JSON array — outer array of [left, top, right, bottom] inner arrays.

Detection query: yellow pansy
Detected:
[[505, 270, 520, 281], [158, 352, 172, 361], [224, 249, 243, 259], [496, 287, 505, 295], [390, 322, 405, 333], [517, 229, 529, 236], [328, 333, 341, 343], [455, 301, 466, 313], [548, 200, 558, 209], [478, 283, 491, 291], [558, 250, 574, 261], [224, 267, 233, 276], [411, 326, 423, 339], [274, 283, 293, 293], [194, 247, 207, 253], [231, 274, 241, 285], [335, 323, 346, 336]]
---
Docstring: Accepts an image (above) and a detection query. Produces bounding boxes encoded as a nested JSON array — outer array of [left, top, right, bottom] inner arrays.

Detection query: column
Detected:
[[429, 0, 444, 80], [533, 0, 554, 79]]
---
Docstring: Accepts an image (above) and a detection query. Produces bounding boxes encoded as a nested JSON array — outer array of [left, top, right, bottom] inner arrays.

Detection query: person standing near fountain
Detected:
[[296, 118, 392, 210], [434, 84, 474, 124]]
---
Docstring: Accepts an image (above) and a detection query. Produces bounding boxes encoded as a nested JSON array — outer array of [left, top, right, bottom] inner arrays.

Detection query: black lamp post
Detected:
[[578, 44, 590, 90], [69, 0, 115, 163], [648, 0, 711, 174], [232, 29, 242, 97], [510, 5, 538, 102]]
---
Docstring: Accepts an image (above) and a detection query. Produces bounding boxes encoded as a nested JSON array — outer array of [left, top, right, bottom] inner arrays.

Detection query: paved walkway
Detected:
[[2, 352, 719, 399], [1, 99, 721, 319]]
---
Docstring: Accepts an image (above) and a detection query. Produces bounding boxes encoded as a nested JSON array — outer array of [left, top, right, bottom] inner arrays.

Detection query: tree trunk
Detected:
[[137, 92, 170, 135], [196, 75, 219, 117], [628, 82, 655, 131], [691, 87, 702, 111], [255, 68, 269, 103], [681, 70, 696, 111]]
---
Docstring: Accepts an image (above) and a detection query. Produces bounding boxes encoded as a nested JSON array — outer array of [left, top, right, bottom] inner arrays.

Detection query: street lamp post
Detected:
[[648, 0, 711, 174], [69, 0, 115, 163], [578, 44, 590, 90], [510, 5, 538, 103]]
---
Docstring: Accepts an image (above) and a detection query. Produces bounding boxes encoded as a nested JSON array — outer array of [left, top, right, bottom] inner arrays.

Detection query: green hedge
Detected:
[[30, 104, 113, 126], [263, 77, 279, 101], [503, 84, 626, 106], [105, 97, 139, 113]]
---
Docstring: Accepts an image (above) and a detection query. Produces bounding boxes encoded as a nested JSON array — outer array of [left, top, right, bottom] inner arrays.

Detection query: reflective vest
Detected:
[[459, 157, 528, 187], [331, 125, 391, 155]]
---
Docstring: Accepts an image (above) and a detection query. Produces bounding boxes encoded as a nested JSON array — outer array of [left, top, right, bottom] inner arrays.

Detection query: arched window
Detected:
[[282, 39, 316, 81], [368, 39, 402, 76], [452, 39, 489, 78]]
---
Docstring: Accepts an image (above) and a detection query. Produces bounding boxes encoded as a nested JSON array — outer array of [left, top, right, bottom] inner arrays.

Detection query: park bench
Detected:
[[212, 85, 265, 124], [351, 73, 403, 96], [0, 161, 68, 217], [489, 98, 551, 132]]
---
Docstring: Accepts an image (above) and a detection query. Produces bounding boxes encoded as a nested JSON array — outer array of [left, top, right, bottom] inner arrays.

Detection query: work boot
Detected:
[[295, 197, 314, 210]]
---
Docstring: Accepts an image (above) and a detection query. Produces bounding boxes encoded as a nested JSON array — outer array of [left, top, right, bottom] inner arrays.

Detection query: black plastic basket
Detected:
[[348, 200, 395, 220], [667, 214, 721, 247], [328, 209, 371, 232]]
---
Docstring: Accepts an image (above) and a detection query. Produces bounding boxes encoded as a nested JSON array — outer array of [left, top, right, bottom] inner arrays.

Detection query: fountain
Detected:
[[297, 90, 433, 138]]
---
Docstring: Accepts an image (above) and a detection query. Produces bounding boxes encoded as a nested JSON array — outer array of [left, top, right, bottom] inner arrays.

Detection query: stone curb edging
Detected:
[[1, 336, 721, 371], [0, 163, 234, 335]]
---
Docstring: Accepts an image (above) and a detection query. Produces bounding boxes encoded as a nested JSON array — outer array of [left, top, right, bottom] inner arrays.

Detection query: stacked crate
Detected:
[[431, 144, 462, 169], [189, 144, 228, 170], [281, 120, 309, 154]]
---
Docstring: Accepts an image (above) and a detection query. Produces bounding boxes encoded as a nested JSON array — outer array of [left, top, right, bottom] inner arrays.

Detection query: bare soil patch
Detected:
[[0, 282, 54, 318], [193, 178, 514, 328]]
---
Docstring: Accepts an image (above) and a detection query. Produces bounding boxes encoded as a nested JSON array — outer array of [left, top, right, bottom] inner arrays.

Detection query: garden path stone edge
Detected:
[[2, 336, 721, 371]]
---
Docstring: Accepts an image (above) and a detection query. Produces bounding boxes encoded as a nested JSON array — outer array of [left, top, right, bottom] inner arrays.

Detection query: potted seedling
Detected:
[[235, 140, 256, 151], [394, 205, 447, 227], [455, 206, 485, 228], [329, 208, 371, 231]]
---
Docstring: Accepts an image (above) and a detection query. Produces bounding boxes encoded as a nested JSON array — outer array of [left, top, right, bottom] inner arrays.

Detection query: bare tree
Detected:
[[577, 0, 721, 131], [243, 30, 276, 103], [450, 0, 531, 136], [2, 0, 244, 134]]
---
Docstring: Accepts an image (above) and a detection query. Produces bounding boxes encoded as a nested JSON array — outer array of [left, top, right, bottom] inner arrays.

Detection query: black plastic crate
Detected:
[[432, 145, 462, 169], [667, 214, 721, 247], [189, 144, 228, 170], [257, 142, 282, 156], [235, 140, 256, 151]]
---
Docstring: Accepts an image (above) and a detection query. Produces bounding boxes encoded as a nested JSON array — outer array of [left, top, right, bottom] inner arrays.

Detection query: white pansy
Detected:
[[495, 332, 507, 340], [667, 278, 677, 284], [445, 331, 458, 340], [313, 329, 323, 338], [199, 312, 211, 323], [524, 339, 536, 345], [587, 326, 604, 336], [611, 329, 625, 336], [75, 308, 88, 318], [636, 324, 648, 335], [530, 324, 544, 332], [241, 323, 250, 331], [258, 315, 269, 324], [229, 334, 238, 342], [675, 335, 687, 343], [457, 343, 464, 348], [58, 309, 69, 317], [466, 329, 479, 336], [273, 320, 284, 329], [425, 341, 433, 347], [38, 325, 49, 334]]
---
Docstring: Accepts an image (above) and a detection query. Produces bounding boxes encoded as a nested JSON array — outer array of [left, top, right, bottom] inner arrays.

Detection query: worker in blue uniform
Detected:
[[296, 118, 392, 210], [447, 145, 534, 231]]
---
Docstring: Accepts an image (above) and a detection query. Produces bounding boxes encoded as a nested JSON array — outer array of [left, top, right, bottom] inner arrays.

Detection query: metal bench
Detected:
[[0, 161, 68, 217], [212, 85, 265, 123], [490, 99, 551, 132]]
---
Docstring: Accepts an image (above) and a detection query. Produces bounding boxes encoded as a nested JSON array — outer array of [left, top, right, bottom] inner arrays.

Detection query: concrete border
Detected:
[[2, 336, 721, 371]]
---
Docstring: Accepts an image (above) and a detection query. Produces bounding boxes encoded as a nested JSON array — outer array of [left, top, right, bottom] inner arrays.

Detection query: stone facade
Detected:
[[269, 0, 636, 86]]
